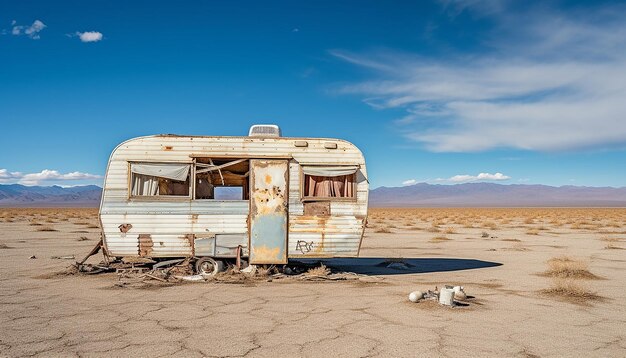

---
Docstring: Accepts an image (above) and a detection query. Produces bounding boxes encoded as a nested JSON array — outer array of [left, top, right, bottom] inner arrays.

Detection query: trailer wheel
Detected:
[[195, 257, 224, 276]]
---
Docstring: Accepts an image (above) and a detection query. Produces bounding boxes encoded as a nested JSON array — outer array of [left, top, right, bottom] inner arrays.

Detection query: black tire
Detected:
[[195, 257, 225, 276]]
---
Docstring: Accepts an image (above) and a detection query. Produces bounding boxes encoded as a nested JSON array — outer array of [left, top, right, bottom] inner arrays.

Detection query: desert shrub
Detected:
[[543, 256, 600, 279], [542, 278, 602, 304]]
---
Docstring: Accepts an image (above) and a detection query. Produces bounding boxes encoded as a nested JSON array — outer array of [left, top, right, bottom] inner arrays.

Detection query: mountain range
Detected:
[[0, 183, 625, 207], [0, 184, 102, 207], [370, 182, 626, 207]]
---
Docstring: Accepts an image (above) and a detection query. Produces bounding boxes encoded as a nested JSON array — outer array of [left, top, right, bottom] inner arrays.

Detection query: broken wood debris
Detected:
[[51, 255, 75, 260]]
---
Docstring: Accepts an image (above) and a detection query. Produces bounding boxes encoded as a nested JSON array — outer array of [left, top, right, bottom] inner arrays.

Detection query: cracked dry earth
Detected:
[[1, 208, 626, 357]]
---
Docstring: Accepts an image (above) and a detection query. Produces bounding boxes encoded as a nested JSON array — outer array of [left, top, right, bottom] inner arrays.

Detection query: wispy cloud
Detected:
[[436, 172, 510, 183], [402, 179, 419, 186], [11, 20, 46, 39], [332, 4, 626, 152], [0, 169, 102, 186]]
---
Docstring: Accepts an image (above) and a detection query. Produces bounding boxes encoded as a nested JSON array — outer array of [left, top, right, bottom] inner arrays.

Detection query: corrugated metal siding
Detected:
[[100, 135, 367, 258]]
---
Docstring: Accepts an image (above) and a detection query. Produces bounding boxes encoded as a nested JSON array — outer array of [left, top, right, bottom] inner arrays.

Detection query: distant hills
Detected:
[[1, 182, 625, 207], [370, 182, 626, 207], [0, 184, 102, 207]]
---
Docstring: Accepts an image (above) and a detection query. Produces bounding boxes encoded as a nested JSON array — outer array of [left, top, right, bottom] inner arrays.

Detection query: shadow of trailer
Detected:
[[97, 125, 369, 275]]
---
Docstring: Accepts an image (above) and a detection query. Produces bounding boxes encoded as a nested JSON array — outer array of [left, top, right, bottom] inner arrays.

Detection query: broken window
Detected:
[[195, 158, 249, 200], [130, 163, 191, 197], [302, 166, 357, 199]]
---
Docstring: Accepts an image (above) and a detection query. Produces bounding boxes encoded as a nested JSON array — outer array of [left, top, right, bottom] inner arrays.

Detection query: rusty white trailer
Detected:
[[99, 125, 368, 274]]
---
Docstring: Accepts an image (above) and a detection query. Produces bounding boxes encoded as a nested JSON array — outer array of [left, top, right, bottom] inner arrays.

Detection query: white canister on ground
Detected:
[[439, 288, 455, 306]]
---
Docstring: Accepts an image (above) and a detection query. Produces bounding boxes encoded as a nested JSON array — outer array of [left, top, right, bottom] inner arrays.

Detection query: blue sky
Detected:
[[1, 0, 625, 188]]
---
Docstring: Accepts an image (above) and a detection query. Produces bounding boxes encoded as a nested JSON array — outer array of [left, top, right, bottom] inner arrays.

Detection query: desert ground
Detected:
[[1, 207, 625, 357]]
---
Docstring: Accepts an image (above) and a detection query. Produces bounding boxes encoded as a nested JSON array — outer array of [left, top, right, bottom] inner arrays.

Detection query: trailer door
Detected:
[[249, 159, 288, 264]]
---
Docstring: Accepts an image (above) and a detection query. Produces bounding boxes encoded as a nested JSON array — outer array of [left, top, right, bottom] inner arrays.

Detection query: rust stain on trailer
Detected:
[[118, 223, 132, 233], [183, 234, 195, 256], [252, 245, 281, 262], [138, 234, 153, 257], [303, 201, 330, 216]]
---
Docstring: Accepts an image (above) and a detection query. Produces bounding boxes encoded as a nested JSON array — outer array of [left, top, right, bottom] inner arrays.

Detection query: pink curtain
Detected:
[[305, 174, 355, 198]]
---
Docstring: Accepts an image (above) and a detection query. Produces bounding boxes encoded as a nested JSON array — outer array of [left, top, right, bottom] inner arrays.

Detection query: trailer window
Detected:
[[130, 163, 191, 197], [195, 158, 249, 200], [302, 166, 358, 200]]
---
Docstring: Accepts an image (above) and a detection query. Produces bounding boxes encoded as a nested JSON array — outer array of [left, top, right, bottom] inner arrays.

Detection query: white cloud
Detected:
[[0, 169, 102, 186], [332, 4, 626, 152], [12, 20, 46, 39], [0, 169, 23, 183], [77, 31, 103, 42], [436, 172, 510, 183], [402, 179, 418, 186]]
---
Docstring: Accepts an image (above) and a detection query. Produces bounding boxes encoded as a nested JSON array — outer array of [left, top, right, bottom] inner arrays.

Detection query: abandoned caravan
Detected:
[[98, 124, 368, 275]]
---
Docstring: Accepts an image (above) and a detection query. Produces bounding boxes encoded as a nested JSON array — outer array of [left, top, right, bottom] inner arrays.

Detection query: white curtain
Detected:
[[131, 163, 190, 181], [301, 166, 358, 177], [131, 174, 159, 196]]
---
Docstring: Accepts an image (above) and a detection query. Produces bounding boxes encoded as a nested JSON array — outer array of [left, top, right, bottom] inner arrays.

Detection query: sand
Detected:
[[1, 207, 625, 357]]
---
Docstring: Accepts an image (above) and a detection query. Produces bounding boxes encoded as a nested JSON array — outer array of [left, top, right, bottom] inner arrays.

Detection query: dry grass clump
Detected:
[[430, 235, 450, 243], [543, 256, 600, 280], [374, 226, 392, 233], [600, 236, 622, 243], [431, 219, 445, 228], [443, 227, 457, 234], [481, 221, 498, 230], [426, 226, 441, 233], [601, 236, 623, 249], [541, 279, 603, 304], [36, 226, 58, 232], [526, 229, 539, 235], [86, 224, 100, 229], [305, 264, 330, 277]]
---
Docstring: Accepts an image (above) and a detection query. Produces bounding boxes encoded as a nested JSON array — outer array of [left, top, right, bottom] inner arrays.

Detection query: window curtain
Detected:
[[130, 163, 190, 181], [302, 166, 357, 198], [131, 174, 159, 196], [130, 163, 190, 196], [305, 174, 355, 198]]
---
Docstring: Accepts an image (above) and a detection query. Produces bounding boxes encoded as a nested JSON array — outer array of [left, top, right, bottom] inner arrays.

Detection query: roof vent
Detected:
[[248, 124, 281, 137]]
